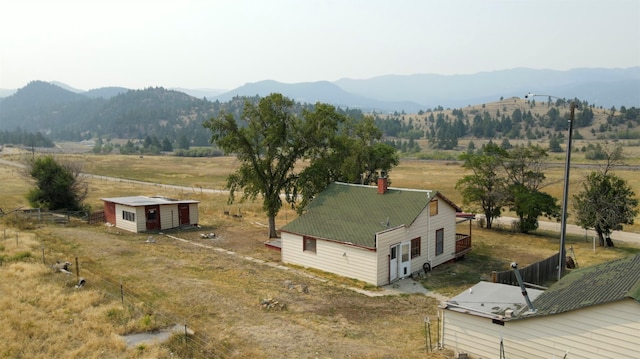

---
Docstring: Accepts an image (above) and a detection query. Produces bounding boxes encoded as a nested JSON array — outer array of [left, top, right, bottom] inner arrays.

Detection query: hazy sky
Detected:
[[1, 0, 639, 91]]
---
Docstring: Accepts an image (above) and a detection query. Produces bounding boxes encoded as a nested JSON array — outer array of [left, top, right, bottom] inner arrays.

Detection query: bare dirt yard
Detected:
[[24, 218, 452, 359]]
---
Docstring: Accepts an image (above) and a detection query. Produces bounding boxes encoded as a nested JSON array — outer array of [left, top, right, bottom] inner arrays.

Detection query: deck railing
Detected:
[[455, 233, 472, 257]]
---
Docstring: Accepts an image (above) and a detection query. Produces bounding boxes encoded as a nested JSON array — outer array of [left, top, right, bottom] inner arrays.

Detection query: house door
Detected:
[[145, 205, 160, 231], [389, 244, 399, 282], [178, 204, 190, 225], [400, 241, 411, 277]]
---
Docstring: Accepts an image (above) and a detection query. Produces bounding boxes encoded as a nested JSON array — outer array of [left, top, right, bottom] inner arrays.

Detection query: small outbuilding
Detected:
[[101, 196, 199, 233]]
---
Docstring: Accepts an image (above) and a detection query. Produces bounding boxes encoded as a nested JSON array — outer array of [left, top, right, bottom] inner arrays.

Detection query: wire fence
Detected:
[[0, 226, 229, 358]]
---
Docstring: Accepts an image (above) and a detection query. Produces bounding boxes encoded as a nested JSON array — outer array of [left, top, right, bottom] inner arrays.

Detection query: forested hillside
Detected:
[[374, 97, 640, 153], [1, 81, 639, 155]]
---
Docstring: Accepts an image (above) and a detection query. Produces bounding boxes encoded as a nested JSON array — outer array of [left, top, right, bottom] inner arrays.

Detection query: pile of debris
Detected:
[[284, 280, 310, 294], [260, 298, 287, 311]]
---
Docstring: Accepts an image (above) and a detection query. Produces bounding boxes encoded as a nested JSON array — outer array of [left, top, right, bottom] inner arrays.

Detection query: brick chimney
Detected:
[[377, 176, 388, 194]]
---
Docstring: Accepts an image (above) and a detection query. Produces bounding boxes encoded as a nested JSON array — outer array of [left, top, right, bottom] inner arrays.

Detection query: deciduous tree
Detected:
[[456, 142, 509, 229], [503, 145, 560, 233], [573, 171, 638, 246], [204, 94, 398, 238]]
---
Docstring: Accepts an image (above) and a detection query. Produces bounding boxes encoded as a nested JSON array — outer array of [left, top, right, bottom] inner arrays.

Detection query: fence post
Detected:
[[491, 271, 497, 283], [75, 257, 80, 281]]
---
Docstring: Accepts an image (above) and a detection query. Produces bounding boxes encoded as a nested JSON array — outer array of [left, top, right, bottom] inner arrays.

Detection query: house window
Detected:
[[122, 211, 135, 222], [410, 237, 421, 258], [430, 199, 438, 216], [303, 236, 316, 253], [435, 229, 444, 256], [147, 209, 157, 220]]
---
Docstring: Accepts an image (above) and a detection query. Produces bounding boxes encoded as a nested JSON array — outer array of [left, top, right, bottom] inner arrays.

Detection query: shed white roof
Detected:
[[443, 281, 543, 320], [101, 196, 199, 207]]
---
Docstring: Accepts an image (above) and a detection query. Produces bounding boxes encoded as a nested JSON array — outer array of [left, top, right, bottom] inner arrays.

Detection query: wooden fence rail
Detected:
[[492, 252, 560, 287]]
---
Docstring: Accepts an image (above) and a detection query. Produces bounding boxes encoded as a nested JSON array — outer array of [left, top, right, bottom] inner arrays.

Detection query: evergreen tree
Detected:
[[26, 156, 87, 211]]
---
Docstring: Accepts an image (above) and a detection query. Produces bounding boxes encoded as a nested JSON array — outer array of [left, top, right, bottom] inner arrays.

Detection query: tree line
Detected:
[[456, 141, 637, 246], [0, 129, 55, 148]]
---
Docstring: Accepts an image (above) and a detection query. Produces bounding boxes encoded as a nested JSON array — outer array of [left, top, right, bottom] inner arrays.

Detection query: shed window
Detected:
[[122, 211, 135, 222], [410, 237, 421, 258], [435, 229, 444, 256], [303, 236, 316, 253], [430, 199, 438, 216]]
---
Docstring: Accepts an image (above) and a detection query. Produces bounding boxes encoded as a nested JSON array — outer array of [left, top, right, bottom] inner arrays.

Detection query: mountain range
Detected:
[[2, 67, 639, 114]]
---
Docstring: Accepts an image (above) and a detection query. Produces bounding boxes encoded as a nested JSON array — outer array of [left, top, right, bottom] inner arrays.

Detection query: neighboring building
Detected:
[[279, 179, 473, 286], [101, 196, 199, 233], [440, 254, 640, 359]]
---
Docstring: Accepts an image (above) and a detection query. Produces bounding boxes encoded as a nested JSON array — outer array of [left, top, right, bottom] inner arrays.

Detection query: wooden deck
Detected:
[[455, 233, 472, 258], [264, 238, 282, 251]]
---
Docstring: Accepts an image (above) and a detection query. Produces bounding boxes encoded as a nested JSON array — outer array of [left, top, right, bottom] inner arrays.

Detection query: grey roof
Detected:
[[530, 253, 640, 317], [445, 254, 640, 321], [101, 196, 199, 207], [281, 182, 444, 248], [445, 281, 543, 319]]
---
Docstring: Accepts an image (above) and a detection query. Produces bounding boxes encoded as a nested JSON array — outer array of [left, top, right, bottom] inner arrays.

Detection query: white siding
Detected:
[[135, 206, 146, 232], [376, 226, 411, 285], [281, 232, 378, 285], [442, 300, 640, 359], [114, 204, 145, 233], [189, 203, 199, 225], [159, 204, 179, 230], [376, 198, 459, 285], [428, 199, 458, 268]]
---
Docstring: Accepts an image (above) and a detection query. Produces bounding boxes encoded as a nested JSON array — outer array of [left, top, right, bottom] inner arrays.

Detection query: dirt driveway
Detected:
[[42, 220, 452, 358]]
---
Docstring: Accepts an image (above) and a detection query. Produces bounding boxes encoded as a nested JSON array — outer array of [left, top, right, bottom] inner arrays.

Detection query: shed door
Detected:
[[145, 205, 160, 231], [178, 204, 190, 225]]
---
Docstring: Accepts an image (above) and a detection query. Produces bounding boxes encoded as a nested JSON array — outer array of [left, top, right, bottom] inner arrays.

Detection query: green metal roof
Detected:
[[531, 253, 640, 317], [281, 182, 434, 248]]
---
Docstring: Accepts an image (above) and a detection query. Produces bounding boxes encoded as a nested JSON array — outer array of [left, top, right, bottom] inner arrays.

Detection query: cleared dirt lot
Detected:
[[34, 219, 451, 358]]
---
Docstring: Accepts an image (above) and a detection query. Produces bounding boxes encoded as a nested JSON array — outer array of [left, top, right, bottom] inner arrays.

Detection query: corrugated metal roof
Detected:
[[531, 253, 640, 317], [101, 196, 199, 207], [280, 182, 434, 248]]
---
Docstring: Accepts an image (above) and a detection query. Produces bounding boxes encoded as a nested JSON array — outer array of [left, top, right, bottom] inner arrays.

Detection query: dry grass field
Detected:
[[1, 149, 639, 358]]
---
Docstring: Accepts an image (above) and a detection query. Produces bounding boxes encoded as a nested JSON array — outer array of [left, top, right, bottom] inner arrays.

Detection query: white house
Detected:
[[440, 253, 640, 359], [102, 196, 199, 233], [279, 179, 473, 286]]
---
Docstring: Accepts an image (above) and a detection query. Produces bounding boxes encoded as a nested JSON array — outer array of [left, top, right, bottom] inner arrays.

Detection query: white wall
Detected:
[[281, 232, 379, 285], [428, 199, 458, 268], [189, 203, 199, 225], [442, 300, 640, 359], [160, 204, 179, 230], [114, 204, 145, 233]]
